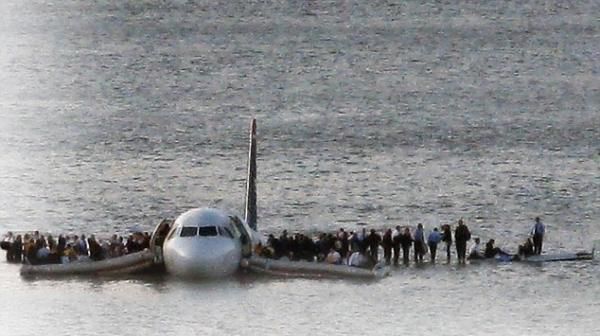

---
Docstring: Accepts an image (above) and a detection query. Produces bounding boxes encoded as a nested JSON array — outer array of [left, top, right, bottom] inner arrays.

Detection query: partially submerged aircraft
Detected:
[[17, 119, 388, 279], [157, 119, 389, 278], [161, 119, 260, 278], [159, 119, 387, 279], [15, 119, 594, 279]]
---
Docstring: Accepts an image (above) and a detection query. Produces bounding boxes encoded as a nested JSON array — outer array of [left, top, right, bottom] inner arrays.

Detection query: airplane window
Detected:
[[180, 227, 198, 237], [198, 226, 218, 237], [219, 226, 234, 239]]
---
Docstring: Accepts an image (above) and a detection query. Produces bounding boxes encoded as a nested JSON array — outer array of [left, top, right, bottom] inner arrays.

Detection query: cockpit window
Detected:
[[219, 226, 234, 239], [180, 227, 198, 237], [198, 226, 218, 237]]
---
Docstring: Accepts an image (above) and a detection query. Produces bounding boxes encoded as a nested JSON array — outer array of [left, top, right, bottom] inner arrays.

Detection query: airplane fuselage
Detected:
[[163, 208, 252, 278]]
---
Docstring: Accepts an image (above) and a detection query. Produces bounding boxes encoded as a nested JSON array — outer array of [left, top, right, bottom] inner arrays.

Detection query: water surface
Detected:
[[0, 1, 599, 335]]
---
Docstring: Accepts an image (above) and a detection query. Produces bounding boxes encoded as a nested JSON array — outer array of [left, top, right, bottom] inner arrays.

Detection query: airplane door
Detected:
[[229, 216, 252, 257]]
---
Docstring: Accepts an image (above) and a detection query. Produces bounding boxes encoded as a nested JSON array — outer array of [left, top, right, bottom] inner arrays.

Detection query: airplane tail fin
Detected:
[[244, 118, 257, 231]]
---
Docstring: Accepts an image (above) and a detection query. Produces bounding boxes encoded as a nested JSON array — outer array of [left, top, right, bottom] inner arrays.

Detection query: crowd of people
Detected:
[[2, 217, 546, 269], [256, 217, 545, 268], [1, 231, 153, 265]]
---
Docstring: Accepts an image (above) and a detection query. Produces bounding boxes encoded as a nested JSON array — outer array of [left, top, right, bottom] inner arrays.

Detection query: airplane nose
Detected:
[[163, 238, 242, 278]]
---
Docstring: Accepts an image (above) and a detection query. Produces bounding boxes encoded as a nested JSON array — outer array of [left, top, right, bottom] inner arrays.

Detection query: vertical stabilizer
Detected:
[[244, 118, 257, 230]]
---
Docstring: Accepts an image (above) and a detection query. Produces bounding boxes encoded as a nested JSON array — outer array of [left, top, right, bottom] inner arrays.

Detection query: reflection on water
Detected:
[[2, 257, 600, 335]]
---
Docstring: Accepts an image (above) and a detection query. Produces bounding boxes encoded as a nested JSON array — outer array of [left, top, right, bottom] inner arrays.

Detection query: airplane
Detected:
[[161, 119, 261, 278]]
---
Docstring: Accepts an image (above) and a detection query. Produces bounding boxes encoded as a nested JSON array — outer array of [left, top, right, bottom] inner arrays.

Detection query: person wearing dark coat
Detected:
[[339, 230, 349, 259], [278, 230, 290, 258], [10, 235, 22, 263], [398, 227, 413, 265], [88, 235, 104, 261], [366, 229, 381, 263], [392, 226, 402, 266], [441, 224, 453, 263], [382, 229, 393, 265], [454, 219, 471, 264], [125, 235, 139, 254], [517, 238, 535, 257], [26, 239, 39, 265], [155, 223, 171, 248], [413, 223, 426, 263], [530, 217, 545, 255], [289, 234, 300, 260], [56, 235, 66, 257], [484, 239, 511, 259], [300, 234, 316, 261]]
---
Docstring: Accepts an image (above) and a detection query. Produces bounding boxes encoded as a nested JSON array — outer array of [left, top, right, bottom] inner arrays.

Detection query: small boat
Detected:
[[241, 256, 390, 279], [20, 249, 156, 277]]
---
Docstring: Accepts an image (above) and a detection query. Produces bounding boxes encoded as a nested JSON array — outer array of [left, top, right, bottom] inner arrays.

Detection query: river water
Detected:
[[0, 1, 599, 335]]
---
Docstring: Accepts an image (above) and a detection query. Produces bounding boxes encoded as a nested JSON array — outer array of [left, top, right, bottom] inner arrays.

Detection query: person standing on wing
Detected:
[[392, 225, 402, 266], [441, 224, 453, 263], [427, 227, 442, 263], [413, 224, 426, 263], [399, 227, 413, 265], [454, 219, 471, 264], [382, 229, 393, 265], [531, 217, 545, 255]]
